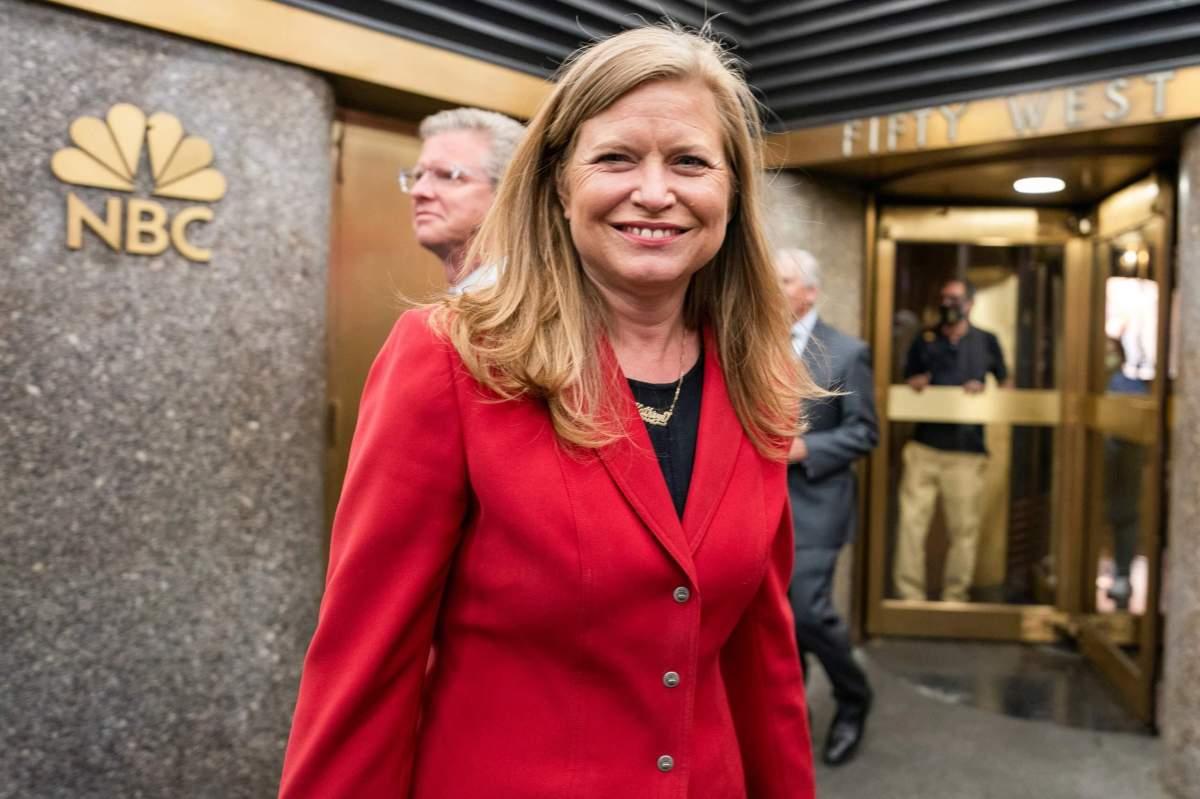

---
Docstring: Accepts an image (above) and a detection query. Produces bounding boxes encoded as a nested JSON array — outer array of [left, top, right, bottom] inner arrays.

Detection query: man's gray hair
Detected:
[[418, 107, 526, 185], [774, 248, 822, 289]]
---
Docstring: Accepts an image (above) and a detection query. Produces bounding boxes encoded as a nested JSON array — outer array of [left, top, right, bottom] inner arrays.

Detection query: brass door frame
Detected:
[[1076, 173, 1173, 723], [864, 179, 1172, 724], [325, 110, 448, 543], [865, 206, 1087, 642]]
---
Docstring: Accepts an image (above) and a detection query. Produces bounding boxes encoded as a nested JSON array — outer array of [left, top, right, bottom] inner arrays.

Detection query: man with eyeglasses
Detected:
[[893, 278, 1011, 603], [399, 108, 525, 291]]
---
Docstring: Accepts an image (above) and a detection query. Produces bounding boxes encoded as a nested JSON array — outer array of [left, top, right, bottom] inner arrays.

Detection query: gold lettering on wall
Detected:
[[125, 198, 170, 256], [51, 102, 225, 263], [171, 207, 214, 263], [66, 192, 121, 251], [772, 66, 1199, 167]]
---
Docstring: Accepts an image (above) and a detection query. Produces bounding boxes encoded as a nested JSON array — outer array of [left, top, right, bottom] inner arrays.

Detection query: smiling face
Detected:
[[409, 129, 496, 271], [558, 79, 732, 304]]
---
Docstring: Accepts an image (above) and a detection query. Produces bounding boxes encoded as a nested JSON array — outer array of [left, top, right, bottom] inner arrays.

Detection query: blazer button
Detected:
[[673, 586, 691, 604], [657, 754, 675, 772], [662, 671, 680, 688]]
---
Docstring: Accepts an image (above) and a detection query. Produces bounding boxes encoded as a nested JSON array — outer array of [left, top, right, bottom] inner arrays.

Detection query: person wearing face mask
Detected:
[[893, 278, 1011, 602]]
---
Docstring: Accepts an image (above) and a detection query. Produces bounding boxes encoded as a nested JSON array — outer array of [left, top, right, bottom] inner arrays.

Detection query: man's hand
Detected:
[[963, 379, 984, 394], [788, 436, 808, 463], [906, 373, 931, 392]]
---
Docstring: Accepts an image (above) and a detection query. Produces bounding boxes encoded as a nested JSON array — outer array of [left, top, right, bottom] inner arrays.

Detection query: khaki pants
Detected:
[[893, 440, 987, 602]]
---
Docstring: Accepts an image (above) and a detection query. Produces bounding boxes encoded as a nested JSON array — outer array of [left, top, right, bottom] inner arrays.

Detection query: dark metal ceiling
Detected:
[[280, 0, 1200, 130]]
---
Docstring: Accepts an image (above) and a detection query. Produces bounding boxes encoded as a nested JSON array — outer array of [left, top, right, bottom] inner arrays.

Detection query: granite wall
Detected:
[[762, 172, 867, 336], [0, 2, 332, 796], [1161, 123, 1200, 798], [762, 172, 868, 621]]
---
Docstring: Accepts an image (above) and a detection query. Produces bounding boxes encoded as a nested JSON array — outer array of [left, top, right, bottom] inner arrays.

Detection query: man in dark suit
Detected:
[[776, 249, 879, 766]]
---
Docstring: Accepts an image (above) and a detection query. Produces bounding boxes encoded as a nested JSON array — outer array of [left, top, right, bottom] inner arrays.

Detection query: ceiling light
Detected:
[[1014, 177, 1066, 194]]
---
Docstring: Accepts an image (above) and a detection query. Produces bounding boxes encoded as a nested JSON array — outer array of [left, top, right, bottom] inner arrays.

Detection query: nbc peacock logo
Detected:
[[51, 102, 226, 263]]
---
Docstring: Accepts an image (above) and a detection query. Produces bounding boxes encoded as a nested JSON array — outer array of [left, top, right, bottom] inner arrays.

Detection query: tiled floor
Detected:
[[807, 639, 1167, 799]]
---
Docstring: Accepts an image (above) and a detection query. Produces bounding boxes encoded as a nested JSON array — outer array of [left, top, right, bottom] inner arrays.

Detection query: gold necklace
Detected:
[[634, 330, 687, 427]]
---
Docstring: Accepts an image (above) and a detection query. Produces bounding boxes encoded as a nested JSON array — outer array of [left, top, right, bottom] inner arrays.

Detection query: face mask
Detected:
[[939, 301, 964, 326]]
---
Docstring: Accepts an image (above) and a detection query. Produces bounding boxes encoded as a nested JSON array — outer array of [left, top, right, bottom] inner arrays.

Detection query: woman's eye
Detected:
[[596, 152, 631, 164], [675, 155, 710, 169]]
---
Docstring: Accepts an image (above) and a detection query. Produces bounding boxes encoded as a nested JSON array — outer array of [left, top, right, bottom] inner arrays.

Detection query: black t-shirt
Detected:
[[627, 352, 704, 519], [903, 325, 1008, 454]]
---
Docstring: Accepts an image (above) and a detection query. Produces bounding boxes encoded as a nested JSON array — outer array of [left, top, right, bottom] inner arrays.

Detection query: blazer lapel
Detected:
[[596, 339, 696, 581], [681, 328, 745, 553]]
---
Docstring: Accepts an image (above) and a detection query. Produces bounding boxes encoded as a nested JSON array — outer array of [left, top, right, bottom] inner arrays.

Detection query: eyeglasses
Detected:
[[398, 162, 487, 193]]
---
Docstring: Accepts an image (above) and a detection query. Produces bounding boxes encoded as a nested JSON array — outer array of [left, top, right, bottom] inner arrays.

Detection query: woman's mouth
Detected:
[[614, 224, 686, 242]]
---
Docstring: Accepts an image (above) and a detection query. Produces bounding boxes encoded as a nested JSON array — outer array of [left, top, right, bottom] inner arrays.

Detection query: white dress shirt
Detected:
[[790, 308, 819, 359], [449, 262, 498, 295]]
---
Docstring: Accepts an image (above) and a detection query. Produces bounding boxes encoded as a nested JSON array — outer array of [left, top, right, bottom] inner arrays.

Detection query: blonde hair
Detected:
[[432, 24, 817, 456]]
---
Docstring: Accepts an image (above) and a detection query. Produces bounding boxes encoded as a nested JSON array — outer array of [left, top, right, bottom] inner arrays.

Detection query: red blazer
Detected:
[[279, 308, 815, 798]]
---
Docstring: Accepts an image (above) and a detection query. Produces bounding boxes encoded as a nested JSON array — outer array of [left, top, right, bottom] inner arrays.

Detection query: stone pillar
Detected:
[[762, 172, 868, 621], [1162, 123, 1200, 797], [0, 2, 332, 796], [762, 172, 866, 334]]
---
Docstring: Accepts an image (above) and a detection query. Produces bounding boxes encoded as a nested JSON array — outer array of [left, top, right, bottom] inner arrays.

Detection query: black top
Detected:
[[627, 351, 704, 519], [902, 325, 1008, 454]]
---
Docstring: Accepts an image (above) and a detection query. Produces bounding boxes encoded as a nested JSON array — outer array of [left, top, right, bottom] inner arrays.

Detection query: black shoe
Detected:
[[822, 710, 867, 766]]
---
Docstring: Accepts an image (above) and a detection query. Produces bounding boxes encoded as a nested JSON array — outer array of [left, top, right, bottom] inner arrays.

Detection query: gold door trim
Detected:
[[1056, 237, 1093, 615], [878, 207, 1074, 245], [1085, 396, 1160, 445], [873, 602, 1067, 642], [886, 386, 1061, 426], [1079, 623, 1151, 721]]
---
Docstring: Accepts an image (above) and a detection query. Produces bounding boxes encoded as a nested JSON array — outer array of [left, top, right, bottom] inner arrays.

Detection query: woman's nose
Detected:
[[631, 162, 675, 211]]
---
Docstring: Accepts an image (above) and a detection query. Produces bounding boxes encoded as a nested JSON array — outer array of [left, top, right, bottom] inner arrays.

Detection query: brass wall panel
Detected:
[[324, 111, 447, 534], [886, 386, 1060, 426], [45, 0, 549, 119]]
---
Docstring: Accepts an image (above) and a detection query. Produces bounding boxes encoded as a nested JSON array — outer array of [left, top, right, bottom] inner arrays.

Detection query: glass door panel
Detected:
[[865, 181, 1171, 725], [1077, 174, 1171, 724], [866, 208, 1079, 641]]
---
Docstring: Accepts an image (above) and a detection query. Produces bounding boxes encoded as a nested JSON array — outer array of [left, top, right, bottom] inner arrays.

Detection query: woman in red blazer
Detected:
[[280, 24, 818, 799]]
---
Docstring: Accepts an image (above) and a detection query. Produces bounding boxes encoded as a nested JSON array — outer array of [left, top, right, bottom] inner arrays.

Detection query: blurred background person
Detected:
[[399, 107, 524, 291], [1102, 335, 1148, 609], [893, 278, 1011, 602], [777, 248, 879, 766]]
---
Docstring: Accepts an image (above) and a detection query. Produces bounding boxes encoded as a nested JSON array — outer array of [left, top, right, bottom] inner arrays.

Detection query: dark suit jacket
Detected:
[[788, 318, 879, 550]]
